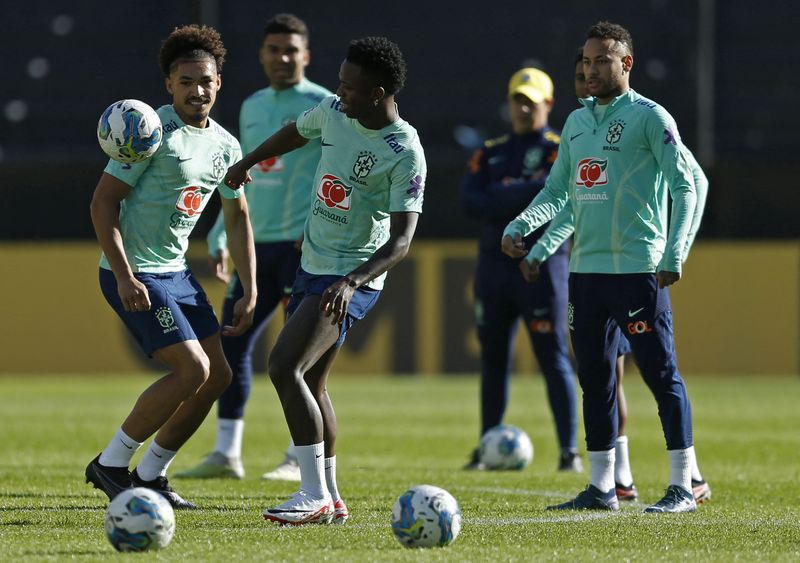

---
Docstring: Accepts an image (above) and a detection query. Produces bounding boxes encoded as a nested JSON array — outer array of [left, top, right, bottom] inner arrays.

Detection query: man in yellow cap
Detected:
[[460, 67, 581, 472]]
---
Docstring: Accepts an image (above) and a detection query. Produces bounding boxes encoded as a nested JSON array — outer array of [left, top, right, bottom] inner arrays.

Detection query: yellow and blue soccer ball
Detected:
[[391, 484, 461, 548], [479, 424, 534, 469], [97, 99, 162, 164], [105, 487, 175, 552]]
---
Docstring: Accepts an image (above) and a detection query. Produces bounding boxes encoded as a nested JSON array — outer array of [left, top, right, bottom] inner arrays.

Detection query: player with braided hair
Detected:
[[224, 36, 425, 525], [85, 24, 255, 510]]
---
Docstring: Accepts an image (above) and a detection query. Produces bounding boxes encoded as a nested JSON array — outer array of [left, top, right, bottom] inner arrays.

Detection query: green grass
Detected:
[[1, 374, 799, 561]]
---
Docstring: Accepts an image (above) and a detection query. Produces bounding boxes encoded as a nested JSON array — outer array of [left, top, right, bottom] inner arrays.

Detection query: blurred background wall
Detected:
[[1, 0, 797, 374]]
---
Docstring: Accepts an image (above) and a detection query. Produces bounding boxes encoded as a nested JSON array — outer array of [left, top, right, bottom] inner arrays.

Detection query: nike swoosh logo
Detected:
[[321, 139, 333, 146], [570, 132, 585, 141], [177, 157, 192, 162], [153, 452, 163, 458], [628, 307, 645, 317], [315, 453, 322, 459], [533, 308, 550, 316], [119, 439, 133, 450]]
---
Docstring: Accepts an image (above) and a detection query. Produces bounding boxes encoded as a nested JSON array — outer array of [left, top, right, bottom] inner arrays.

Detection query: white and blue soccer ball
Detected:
[[391, 484, 461, 548], [105, 487, 175, 552], [97, 99, 162, 164], [479, 424, 534, 469]]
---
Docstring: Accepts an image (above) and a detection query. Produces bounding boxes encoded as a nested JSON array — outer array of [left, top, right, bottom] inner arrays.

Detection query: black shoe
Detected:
[[462, 448, 486, 471], [85, 454, 131, 501], [131, 469, 197, 510], [547, 485, 620, 511], [558, 451, 584, 472]]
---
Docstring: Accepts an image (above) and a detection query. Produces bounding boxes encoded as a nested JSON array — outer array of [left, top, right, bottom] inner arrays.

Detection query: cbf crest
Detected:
[[155, 306, 177, 332], [353, 151, 377, 179], [606, 120, 625, 144], [211, 152, 227, 182]]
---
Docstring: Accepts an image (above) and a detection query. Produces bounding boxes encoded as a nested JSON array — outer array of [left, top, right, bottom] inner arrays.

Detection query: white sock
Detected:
[[286, 437, 297, 460], [294, 442, 329, 499], [668, 447, 693, 492], [588, 449, 615, 494], [614, 435, 634, 487], [99, 428, 143, 468], [689, 446, 703, 482], [324, 456, 341, 502], [214, 418, 244, 459], [135, 441, 178, 482]]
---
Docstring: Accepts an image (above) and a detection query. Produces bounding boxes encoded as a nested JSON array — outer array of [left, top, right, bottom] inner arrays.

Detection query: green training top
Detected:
[[207, 79, 332, 254], [529, 146, 708, 264], [504, 89, 697, 274], [102, 105, 242, 273], [295, 95, 426, 290]]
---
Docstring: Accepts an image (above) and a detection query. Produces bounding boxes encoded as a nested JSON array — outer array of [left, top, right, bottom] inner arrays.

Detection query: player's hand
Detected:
[[293, 233, 304, 252], [223, 295, 256, 336], [501, 233, 528, 258], [224, 161, 252, 189], [117, 276, 151, 312], [657, 270, 681, 288], [519, 257, 541, 283], [320, 277, 356, 325], [208, 249, 230, 284]]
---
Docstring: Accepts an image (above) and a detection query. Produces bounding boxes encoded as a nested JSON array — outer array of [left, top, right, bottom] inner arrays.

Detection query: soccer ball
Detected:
[[479, 424, 534, 469], [105, 487, 175, 552], [97, 99, 162, 164], [391, 484, 461, 548]]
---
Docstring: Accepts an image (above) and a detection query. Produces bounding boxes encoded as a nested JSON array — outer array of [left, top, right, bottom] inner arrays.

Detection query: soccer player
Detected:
[[85, 25, 256, 509], [503, 21, 700, 513], [523, 48, 712, 504], [175, 14, 332, 483], [224, 37, 425, 525], [460, 68, 581, 472]]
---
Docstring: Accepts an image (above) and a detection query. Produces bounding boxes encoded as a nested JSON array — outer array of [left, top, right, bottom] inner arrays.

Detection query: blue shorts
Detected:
[[286, 268, 381, 348], [100, 268, 219, 356]]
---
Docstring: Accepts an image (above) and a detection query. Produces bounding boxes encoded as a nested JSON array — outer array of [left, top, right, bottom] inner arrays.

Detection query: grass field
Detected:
[[1, 373, 799, 561]]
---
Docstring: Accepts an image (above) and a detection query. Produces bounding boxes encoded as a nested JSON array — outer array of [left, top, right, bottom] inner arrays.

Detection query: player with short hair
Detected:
[[460, 67, 581, 473], [175, 13, 332, 483], [503, 21, 701, 513], [85, 24, 256, 509], [523, 46, 712, 504], [224, 36, 425, 525]]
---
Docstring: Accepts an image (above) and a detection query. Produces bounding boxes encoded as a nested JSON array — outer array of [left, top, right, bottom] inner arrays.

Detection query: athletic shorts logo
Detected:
[[627, 320, 653, 335], [575, 157, 608, 188], [256, 156, 284, 173], [155, 306, 178, 333], [317, 174, 353, 210], [175, 186, 208, 217]]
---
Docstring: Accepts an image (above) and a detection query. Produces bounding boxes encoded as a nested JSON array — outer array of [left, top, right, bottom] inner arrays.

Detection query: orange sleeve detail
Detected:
[[468, 149, 484, 173]]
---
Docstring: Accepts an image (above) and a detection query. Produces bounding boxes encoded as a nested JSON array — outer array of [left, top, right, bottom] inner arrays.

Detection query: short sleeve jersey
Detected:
[[237, 79, 332, 242], [294, 96, 426, 290], [101, 105, 242, 273]]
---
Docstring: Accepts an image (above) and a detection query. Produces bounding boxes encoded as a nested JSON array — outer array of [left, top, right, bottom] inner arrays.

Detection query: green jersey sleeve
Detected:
[[683, 148, 708, 260], [528, 201, 574, 263]]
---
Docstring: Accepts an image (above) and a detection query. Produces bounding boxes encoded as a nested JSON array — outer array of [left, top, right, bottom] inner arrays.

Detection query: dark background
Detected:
[[1, 0, 797, 240]]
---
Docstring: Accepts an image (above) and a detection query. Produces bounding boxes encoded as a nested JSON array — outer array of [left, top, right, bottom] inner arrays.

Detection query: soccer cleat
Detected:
[[263, 490, 333, 525], [131, 469, 197, 510], [615, 482, 639, 501], [462, 448, 486, 471], [85, 454, 131, 501], [261, 454, 301, 481], [547, 484, 620, 511], [644, 484, 697, 513], [692, 479, 712, 504], [173, 451, 244, 480], [332, 498, 349, 525], [558, 451, 584, 473]]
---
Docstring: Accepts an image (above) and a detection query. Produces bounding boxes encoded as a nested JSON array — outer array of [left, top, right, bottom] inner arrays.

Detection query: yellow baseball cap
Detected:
[[508, 68, 554, 104]]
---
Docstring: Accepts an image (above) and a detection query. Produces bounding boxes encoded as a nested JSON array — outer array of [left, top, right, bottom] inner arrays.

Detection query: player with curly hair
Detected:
[[85, 24, 256, 510], [224, 36, 425, 525]]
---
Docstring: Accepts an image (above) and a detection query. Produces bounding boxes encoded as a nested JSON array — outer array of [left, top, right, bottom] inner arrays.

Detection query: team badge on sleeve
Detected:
[[407, 175, 425, 198]]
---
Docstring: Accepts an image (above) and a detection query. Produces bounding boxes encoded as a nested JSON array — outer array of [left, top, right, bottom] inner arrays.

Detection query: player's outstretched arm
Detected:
[[224, 123, 309, 189], [220, 195, 257, 336], [320, 212, 419, 325], [89, 173, 151, 312]]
